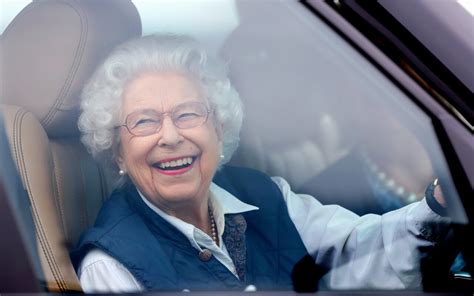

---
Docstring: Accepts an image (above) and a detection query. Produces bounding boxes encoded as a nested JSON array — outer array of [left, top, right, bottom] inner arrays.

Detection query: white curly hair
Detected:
[[78, 34, 243, 182]]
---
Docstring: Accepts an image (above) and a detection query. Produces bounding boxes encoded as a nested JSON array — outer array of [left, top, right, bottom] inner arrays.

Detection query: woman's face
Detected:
[[117, 72, 222, 211]]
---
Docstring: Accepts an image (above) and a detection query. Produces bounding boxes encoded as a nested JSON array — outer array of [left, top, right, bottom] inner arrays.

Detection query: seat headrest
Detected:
[[0, 0, 142, 137]]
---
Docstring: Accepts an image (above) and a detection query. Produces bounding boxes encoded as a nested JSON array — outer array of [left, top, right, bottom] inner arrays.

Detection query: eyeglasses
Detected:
[[117, 101, 211, 137]]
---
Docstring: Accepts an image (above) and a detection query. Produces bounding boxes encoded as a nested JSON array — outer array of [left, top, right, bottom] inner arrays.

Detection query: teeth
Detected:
[[158, 157, 193, 169]]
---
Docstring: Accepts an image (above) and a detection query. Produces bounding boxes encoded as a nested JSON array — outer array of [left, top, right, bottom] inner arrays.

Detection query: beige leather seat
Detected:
[[0, 0, 141, 292]]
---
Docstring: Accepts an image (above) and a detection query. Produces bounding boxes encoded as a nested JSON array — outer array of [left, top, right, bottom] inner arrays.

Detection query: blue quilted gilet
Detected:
[[71, 166, 309, 291]]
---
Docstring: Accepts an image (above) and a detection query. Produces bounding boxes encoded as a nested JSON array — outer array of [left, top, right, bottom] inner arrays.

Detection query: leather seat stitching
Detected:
[[51, 144, 68, 240], [13, 109, 62, 289], [14, 110, 68, 291], [42, 2, 88, 129], [12, 109, 27, 184]]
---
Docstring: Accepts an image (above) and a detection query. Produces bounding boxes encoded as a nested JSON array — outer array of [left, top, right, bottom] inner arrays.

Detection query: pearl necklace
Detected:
[[208, 207, 218, 245]]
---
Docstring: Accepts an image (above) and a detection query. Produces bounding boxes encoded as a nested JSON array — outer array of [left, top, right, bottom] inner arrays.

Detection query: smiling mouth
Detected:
[[153, 156, 196, 171]]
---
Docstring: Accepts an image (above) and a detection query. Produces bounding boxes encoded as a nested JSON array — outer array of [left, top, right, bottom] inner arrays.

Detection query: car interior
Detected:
[[0, 0, 472, 293]]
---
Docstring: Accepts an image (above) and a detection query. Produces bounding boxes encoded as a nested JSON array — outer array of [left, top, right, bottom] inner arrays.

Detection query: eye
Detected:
[[136, 118, 157, 125], [176, 112, 199, 121], [171, 102, 209, 128], [128, 114, 160, 129], [134, 117, 159, 127]]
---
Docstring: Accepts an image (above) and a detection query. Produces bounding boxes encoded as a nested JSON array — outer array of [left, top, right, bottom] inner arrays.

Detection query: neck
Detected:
[[172, 200, 218, 245], [151, 193, 212, 237], [138, 188, 216, 241], [170, 197, 218, 245], [171, 200, 210, 231]]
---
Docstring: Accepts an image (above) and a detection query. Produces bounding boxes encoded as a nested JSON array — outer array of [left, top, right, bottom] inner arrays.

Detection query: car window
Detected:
[[138, 0, 469, 287], [132, 0, 465, 219], [219, 1, 467, 220], [1, 0, 471, 292], [222, 2, 471, 290]]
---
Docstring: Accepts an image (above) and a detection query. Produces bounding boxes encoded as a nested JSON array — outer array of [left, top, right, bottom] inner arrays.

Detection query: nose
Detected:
[[157, 116, 183, 147]]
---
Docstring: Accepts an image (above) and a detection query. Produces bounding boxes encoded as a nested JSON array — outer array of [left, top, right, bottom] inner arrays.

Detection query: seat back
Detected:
[[0, 0, 141, 291]]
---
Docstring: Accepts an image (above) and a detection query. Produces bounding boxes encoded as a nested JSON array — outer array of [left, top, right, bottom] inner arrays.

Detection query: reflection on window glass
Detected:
[[219, 2, 469, 289], [458, 0, 474, 16], [224, 1, 466, 222], [132, 0, 238, 53], [0, 0, 31, 34], [4, 0, 468, 292]]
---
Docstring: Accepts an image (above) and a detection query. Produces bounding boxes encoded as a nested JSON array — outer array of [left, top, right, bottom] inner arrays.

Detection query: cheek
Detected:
[[202, 133, 221, 169], [120, 136, 153, 168]]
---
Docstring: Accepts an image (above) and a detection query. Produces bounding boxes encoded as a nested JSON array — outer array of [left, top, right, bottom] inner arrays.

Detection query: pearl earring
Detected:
[[119, 169, 126, 176], [220, 154, 225, 160]]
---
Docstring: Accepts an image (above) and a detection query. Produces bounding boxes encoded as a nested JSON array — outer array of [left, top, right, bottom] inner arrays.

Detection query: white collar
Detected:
[[209, 182, 259, 215], [137, 182, 259, 250]]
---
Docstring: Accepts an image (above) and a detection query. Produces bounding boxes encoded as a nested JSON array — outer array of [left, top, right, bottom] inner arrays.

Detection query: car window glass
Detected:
[[132, 0, 238, 54], [1, 0, 465, 222], [457, 0, 474, 16], [134, 1, 469, 289], [2, 0, 471, 292], [221, 1, 467, 223], [0, 0, 31, 34]]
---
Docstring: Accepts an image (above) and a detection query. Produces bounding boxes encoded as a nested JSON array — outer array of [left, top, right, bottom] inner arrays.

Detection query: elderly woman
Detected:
[[71, 35, 449, 293]]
